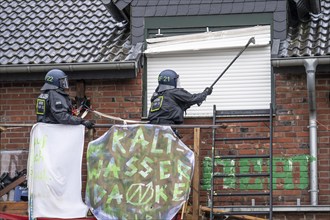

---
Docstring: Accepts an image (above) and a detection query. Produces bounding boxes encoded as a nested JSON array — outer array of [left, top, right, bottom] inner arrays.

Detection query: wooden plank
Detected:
[[0, 176, 26, 197], [192, 128, 200, 220], [200, 206, 267, 220], [0, 201, 28, 215], [75, 80, 86, 99]]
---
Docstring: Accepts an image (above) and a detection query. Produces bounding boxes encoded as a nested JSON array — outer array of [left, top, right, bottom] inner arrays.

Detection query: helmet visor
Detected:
[[59, 77, 69, 89], [176, 77, 181, 88]]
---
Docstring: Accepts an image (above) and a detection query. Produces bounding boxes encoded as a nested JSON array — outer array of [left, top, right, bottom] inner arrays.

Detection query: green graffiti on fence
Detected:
[[202, 155, 314, 190]]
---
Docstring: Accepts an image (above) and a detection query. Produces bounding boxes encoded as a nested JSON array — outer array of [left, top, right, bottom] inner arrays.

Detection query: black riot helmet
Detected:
[[157, 69, 180, 92], [41, 69, 69, 91]]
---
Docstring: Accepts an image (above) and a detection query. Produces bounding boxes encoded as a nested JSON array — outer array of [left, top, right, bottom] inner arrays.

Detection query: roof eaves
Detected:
[[271, 56, 330, 74], [0, 61, 138, 82]]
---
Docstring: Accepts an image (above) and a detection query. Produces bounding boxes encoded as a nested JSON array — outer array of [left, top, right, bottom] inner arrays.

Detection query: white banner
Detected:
[[28, 123, 89, 219]]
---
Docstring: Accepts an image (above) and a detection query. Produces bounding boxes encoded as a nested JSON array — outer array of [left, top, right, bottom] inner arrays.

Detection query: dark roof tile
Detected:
[[242, 2, 255, 13], [177, 5, 190, 16], [231, 3, 244, 13], [209, 4, 222, 14], [189, 0, 203, 3], [276, 1, 286, 11], [131, 17, 144, 29], [195, 0, 212, 3], [188, 4, 200, 15], [132, 26, 145, 39], [144, 6, 157, 16], [220, 3, 233, 14], [157, 0, 170, 6], [132, 6, 146, 16], [155, 5, 168, 16], [166, 5, 179, 16], [167, 0, 181, 5], [199, 4, 211, 15], [116, 0, 132, 9], [130, 1, 287, 44], [273, 19, 287, 32], [279, 0, 330, 57], [254, 1, 266, 12], [273, 11, 287, 22], [223, 0, 241, 2], [132, 0, 151, 6], [265, 1, 278, 11], [0, 0, 136, 65]]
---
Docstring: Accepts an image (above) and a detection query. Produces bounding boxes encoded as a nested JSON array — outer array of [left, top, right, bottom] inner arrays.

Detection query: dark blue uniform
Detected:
[[36, 89, 83, 125], [148, 88, 208, 125]]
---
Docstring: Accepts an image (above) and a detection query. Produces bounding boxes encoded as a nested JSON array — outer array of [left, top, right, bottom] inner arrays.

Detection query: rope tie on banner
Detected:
[[84, 109, 149, 125]]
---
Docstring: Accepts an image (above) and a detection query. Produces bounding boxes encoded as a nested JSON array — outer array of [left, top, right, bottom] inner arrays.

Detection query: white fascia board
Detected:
[[144, 25, 270, 56]]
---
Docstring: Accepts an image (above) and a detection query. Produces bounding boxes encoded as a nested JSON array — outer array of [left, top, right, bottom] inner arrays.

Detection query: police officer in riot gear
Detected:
[[36, 69, 94, 129], [148, 69, 212, 126]]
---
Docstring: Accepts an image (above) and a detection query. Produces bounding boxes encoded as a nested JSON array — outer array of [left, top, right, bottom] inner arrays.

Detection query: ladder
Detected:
[[210, 103, 273, 220]]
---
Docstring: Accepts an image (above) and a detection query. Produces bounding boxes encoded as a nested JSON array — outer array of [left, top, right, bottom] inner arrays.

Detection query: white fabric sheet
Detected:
[[28, 123, 89, 218]]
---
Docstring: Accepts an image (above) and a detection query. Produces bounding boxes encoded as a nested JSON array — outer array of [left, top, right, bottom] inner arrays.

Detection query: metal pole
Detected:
[[0, 123, 227, 129], [210, 37, 255, 89], [304, 59, 319, 206], [269, 103, 273, 220], [210, 105, 217, 220]]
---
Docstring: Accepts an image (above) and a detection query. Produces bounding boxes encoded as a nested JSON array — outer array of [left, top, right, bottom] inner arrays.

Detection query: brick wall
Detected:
[[274, 73, 330, 206], [1, 70, 329, 215], [0, 70, 143, 187], [0, 82, 40, 181], [188, 73, 330, 208]]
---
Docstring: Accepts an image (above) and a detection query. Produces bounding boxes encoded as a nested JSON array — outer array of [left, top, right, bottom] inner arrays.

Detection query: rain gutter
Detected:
[[272, 56, 330, 67], [272, 56, 330, 206], [0, 62, 137, 81], [0, 62, 136, 74]]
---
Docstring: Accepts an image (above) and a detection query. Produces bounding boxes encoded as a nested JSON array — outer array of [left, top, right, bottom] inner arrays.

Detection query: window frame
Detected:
[[143, 13, 275, 117]]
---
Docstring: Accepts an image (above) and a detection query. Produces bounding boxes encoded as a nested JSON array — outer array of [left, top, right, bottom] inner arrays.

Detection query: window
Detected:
[[143, 15, 273, 117]]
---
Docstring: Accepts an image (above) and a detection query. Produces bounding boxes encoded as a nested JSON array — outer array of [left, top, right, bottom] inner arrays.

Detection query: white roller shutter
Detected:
[[145, 25, 271, 117]]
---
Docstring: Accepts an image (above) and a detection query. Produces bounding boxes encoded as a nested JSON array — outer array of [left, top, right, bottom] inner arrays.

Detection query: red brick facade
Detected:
[[1, 70, 329, 218], [0, 70, 144, 198]]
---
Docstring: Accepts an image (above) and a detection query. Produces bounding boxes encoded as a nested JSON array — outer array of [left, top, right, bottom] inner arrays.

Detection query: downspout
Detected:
[[304, 59, 318, 206], [272, 57, 326, 206]]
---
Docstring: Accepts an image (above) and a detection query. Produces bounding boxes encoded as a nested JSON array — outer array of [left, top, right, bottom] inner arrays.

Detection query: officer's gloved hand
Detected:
[[204, 87, 213, 95], [81, 120, 94, 129]]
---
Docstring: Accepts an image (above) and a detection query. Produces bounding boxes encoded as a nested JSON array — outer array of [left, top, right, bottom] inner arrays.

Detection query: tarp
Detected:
[[28, 123, 89, 219], [85, 124, 195, 220]]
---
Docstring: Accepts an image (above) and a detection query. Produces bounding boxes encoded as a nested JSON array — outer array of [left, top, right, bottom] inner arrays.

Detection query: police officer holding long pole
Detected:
[[148, 69, 212, 126], [148, 37, 255, 135]]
